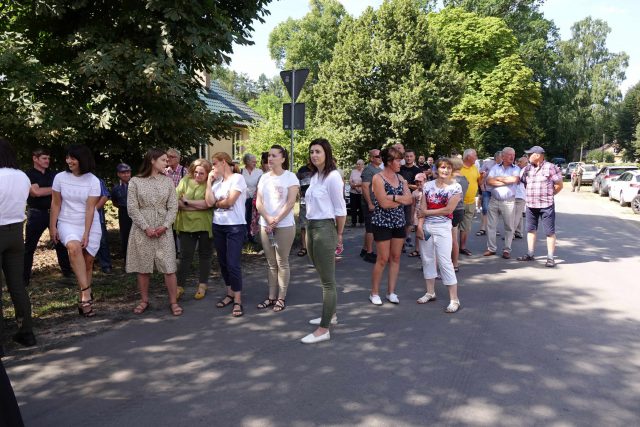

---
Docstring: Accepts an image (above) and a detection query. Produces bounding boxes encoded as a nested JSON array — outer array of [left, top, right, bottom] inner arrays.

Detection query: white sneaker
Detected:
[[369, 294, 383, 305], [309, 315, 338, 325], [386, 293, 400, 304], [301, 330, 330, 344]]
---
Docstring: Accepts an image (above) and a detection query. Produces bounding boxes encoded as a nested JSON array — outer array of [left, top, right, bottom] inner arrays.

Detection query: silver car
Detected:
[[580, 164, 598, 185]]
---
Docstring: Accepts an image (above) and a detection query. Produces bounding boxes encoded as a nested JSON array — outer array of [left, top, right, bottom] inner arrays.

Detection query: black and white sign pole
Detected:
[[290, 69, 296, 167], [280, 68, 309, 169]]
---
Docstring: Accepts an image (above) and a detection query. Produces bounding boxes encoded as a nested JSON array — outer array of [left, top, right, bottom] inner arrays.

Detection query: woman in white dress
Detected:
[[50, 145, 102, 317]]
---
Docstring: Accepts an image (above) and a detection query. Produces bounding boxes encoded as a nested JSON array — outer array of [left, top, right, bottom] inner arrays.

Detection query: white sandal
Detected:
[[445, 299, 461, 313], [417, 292, 436, 304]]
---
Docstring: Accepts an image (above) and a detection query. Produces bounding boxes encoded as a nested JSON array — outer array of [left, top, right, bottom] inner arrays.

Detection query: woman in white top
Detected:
[[205, 152, 248, 317], [50, 145, 102, 317], [416, 158, 463, 313], [301, 139, 347, 344], [255, 145, 300, 312], [0, 138, 36, 346]]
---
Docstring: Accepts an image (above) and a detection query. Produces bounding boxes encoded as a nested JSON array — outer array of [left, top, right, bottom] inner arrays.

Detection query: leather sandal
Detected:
[[133, 301, 150, 315], [170, 303, 183, 316], [78, 286, 95, 317], [257, 298, 276, 309], [216, 294, 234, 308], [232, 303, 244, 317], [273, 298, 286, 312]]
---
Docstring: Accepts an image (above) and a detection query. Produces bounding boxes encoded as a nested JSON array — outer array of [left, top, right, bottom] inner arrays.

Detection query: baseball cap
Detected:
[[524, 146, 545, 154], [116, 163, 131, 172]]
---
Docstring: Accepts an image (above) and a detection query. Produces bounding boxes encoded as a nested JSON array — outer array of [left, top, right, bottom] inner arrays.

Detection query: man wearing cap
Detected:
[[112, 163, 133, 262], [518, 146, 563, 267], [23, 148, 72, 286]]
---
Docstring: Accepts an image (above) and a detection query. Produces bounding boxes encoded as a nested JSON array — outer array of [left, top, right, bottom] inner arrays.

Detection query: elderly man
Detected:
[[165, 148, 186, 187], [459, 149, 482, 255], [360, 148, 383, 263], [518, 146, 563, 267], [513, 156, 529, 239], [484, 147, 520, 259], [478, 151, 502, 236], [241, 153, 263, 243]]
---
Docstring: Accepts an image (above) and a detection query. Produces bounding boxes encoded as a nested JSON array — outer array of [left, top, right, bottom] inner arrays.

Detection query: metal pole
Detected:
[[602, 133, 605, 162], [290, 69, 295, 168], [580, 143, 583, 162]]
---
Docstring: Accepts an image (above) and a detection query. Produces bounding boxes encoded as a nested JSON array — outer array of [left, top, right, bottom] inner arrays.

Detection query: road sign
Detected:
[[283, 103, 305, 130], [280, 69, 309, 102]]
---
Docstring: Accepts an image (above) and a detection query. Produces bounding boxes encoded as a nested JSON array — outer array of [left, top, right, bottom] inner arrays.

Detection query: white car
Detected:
[[608, 170, 640, 206], [580, 164, 598, 185]]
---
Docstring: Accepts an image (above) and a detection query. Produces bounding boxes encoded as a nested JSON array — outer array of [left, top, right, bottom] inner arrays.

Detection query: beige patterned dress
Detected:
[[126, 174, 178, 274]]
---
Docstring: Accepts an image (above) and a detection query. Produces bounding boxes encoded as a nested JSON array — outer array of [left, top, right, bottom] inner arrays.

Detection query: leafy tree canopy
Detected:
[[0, 0, 272, 174]]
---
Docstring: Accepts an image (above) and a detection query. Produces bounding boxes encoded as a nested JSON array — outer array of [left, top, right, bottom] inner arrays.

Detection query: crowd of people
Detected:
[[1, 136, 564, 352]]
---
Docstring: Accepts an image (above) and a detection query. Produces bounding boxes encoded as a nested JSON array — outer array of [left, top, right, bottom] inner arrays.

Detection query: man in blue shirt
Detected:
[[111, 163, 133, 263], [484, 147, 520, 259]]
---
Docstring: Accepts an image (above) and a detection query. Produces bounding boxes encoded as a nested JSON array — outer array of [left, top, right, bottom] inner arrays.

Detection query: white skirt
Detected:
[[58, 220, 102, 257]]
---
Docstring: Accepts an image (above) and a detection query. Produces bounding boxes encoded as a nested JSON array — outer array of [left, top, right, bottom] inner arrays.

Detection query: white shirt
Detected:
[[305, 170, 347, 220], [52, 172, 101, 224], [212, 173, 247, 225], [0, 168, 31, 225], [257, 170, 299, 227], [241, 167, 263, 199]]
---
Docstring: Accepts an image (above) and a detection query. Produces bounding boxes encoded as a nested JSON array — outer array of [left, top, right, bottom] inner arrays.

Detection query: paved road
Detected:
[[6, 189, 640, 427]]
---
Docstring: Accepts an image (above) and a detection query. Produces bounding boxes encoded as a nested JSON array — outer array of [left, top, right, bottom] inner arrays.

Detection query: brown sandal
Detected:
[[257, 298, 276, 309], [133, 301, 150, 315], [216, 294, 234, 308], [273, 298, 286, 312], [232, 303, 244, 317], [170, 303, 183, 316]]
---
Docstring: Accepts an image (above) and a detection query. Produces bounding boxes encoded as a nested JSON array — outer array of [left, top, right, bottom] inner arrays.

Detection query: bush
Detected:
[[586, 151, 614, 163]]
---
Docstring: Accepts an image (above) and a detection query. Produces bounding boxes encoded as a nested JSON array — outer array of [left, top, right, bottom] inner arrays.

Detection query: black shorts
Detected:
[[372, 225, 406, 242], [364, 209, 374, 233], [526, 205, 556, 236], [451, 209, 464, 228]]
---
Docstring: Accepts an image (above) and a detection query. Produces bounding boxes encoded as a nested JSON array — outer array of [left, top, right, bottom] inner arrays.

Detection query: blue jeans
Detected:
[[213, 224, 245, 292], [481, 191, 491, 215]]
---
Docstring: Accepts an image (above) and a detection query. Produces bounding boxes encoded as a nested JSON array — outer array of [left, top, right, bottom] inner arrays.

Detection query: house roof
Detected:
[[200, 80, 262, 127]]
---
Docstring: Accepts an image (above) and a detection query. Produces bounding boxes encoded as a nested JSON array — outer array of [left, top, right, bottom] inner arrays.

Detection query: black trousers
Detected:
[[0, 359, 24, 427], [349, 193, 364, 225], [1, 222, 34, 336], [23, 208, 71, 285], [118, 209, 133, 261]]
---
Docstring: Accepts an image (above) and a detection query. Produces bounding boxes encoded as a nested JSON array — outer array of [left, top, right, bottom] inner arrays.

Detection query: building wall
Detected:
[[205, 126, 249, 161]]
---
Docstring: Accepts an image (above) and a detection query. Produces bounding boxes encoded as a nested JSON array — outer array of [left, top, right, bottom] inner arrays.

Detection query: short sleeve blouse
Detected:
[[52, 172, 101, 224], [423, 180, 462, 224], [257, 170, 300, 227]]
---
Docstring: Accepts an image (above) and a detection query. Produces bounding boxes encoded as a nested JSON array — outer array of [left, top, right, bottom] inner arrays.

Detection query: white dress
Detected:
[[52, 172, 102, 256]]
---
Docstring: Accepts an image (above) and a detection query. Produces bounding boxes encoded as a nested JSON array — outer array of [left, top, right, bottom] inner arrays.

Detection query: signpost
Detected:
[[280, 68, 309, 167]]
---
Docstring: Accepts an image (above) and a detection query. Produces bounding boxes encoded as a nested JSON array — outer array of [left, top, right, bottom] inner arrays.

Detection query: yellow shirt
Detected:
[[460, 164, 480, 205]]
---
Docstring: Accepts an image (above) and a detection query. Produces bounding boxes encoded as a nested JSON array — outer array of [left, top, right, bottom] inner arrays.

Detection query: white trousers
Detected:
[[419, 221, 457, 286]]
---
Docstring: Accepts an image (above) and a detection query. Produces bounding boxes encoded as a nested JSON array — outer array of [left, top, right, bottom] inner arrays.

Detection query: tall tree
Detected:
[[616, 82, 640, 160], [314, 0, 463, 163], [553, 18, 628, 158], [0, 0, 271, 172]]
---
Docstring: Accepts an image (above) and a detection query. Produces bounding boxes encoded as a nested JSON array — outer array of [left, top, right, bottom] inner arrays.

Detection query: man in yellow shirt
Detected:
[[459, 149, 482, 255]]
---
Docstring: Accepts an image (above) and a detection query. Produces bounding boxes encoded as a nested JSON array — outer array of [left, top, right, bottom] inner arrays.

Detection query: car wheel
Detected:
[[609, 190, 615, 201], [591, 182, 598, 193], [599, 186, 607, 197], [632, 195, 640, 214], [619, 192, 627, 207]]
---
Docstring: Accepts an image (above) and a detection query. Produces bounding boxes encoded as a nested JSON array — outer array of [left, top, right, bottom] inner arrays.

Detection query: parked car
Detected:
[[592, 165, 639, 196], [608, 170, 640, 206], [565, 162, 582, 179], [580, 164, 598, 185]]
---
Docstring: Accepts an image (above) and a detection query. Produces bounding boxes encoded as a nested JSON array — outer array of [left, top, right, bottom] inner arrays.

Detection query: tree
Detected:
[[617, 82, 640, 160], [314, 0, 464, 164], [556, 17, 628, 156], [0, 0, 272, 173]]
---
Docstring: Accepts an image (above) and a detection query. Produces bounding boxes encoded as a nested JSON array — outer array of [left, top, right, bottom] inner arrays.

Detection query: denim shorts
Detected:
[[526, 205, 556, 236]]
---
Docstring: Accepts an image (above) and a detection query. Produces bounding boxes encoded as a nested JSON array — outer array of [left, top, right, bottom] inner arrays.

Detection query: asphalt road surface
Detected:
[[6, 188, 640, 427]]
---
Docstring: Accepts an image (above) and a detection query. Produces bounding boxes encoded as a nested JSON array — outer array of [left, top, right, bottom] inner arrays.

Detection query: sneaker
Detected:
[[360, 248, 367, 258], [386, 293, 400, 304], [335, 243, 344, 256], [369, 294, 383, 305], [309, 315, 338, 325], [364, 253, 377, 263]]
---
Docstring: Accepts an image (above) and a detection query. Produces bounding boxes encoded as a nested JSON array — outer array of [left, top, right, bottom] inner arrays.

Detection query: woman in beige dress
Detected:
[[126, 148, 182, 316]]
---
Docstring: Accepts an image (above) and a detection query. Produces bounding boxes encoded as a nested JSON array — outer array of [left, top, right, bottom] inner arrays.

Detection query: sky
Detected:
[[228, 0, 639, 94]]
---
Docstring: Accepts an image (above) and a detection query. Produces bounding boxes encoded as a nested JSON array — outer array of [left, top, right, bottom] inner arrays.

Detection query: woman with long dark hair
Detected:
[[126, 148, 181, 316], [205, 152, 248, 317], [255, 145, 299, 312], [50, 144, 102, 317], [301, 138, 346, 344]]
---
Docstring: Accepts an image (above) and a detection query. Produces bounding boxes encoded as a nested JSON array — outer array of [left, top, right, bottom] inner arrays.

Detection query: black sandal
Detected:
[[232, 303, 244, 317], [476, 230, 486, 236], [216, 294, 234, 308], [78, 286, 95, 317], [273, 298, 286, 312], [408, 250, 420, 257], [257, 298, 276, 309], [297, 248, 307, 257]]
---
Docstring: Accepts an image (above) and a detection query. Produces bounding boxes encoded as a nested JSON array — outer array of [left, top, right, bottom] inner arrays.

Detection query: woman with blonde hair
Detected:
[[175, 159, 214, 300], [205, 152, 248, 317], [127, 148, 181, 316]]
